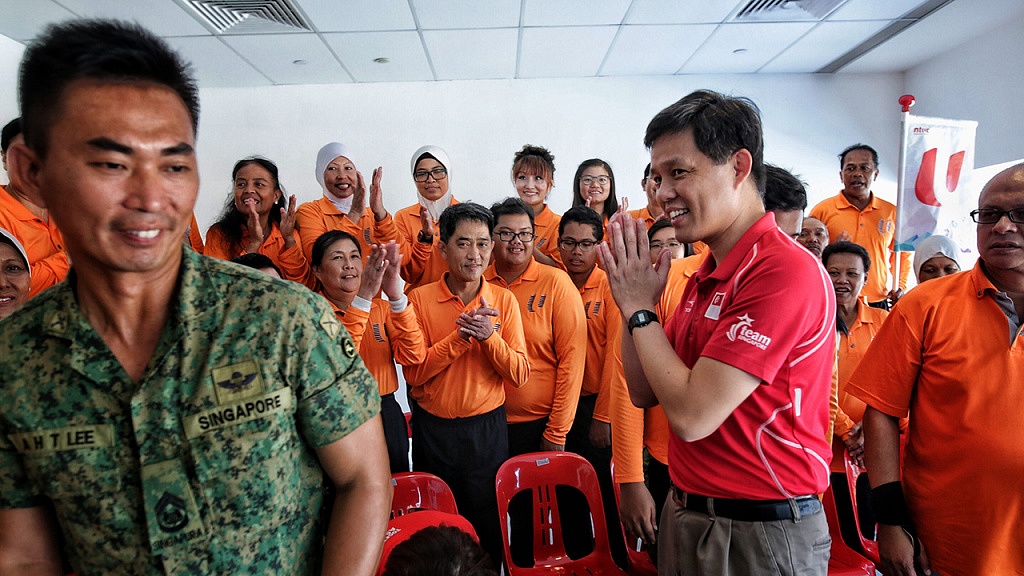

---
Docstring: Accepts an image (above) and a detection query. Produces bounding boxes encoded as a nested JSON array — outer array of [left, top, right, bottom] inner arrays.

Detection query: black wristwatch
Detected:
[[417, 230, 434, 244], [627, 309, 659, 335]]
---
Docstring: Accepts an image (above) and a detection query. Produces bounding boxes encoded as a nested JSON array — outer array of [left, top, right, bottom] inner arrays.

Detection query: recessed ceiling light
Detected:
[[733, 48, 748, 55], [293, 59, 307, 65], [373, 57, 390, 64]]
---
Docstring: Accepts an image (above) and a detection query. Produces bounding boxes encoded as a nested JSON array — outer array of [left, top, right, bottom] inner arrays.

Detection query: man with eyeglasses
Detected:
[[847, 164, 1024, 576], [810, 144, 911, 309]]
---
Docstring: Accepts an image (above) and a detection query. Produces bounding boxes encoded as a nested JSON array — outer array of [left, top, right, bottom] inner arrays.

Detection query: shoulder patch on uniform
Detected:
[[320, 309, 341, 339], [211, 360, 265, 404], [342, 336, 357, 358]]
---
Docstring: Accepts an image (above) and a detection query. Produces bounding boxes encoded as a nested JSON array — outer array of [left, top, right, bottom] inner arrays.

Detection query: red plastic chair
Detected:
[[609, 460, 658, 576], [843, 452, 880, 564], [496, 452, 629, 575], [389, 471, 458, 519], [823, 487, 876, 575]]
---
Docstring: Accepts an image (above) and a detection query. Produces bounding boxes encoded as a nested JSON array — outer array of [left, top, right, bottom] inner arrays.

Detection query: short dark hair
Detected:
[[311, 230, 362, 267], [822, 240, 871, 273], [643, 162, 652, 179], [210, 157, 286, 256], [1, 118, 21, 152], [647, 217, 673, 241], [489, 197, 535, 230], [438, 202, 494, 243], [763, 164, 807, 212], [230, 253, 282, 277], [382, 526, 497, 576], [571, 159, 618, 218], [839, 144, 879, 169], [511, 144, 555, 184], [558, 206, 604, 242], [644, 89, 765, 196], [17, 19, 199, 158]]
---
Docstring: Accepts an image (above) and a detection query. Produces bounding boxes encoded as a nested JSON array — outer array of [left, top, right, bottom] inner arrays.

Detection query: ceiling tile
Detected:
[[300, 0, 415, 32], [761, 20, 890, 73], [827, 0, 933, 21], [0, 0, 76, 41], [625, 0, 740, 24], [221, 34, 351, 85], [523, 0, 631, 26], [422, 28, 517, 80], [163, 36, 271, 87], [601, 24, 717, 76], [412, 0, 520, 29], [324, 31, 433, 82], [519, 26, 618, 78], [680, 21, 816, 74], [53, 0, 209, 36]]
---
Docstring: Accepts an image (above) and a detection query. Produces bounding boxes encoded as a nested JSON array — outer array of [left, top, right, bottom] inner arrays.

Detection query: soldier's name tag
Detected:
[[142, 459, 205, 554], [182, 388, 294, 439], [9, 424, 115, 454]]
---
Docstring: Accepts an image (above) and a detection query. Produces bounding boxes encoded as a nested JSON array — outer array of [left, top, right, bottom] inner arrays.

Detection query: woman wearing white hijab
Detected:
[[295, 142, 400, 266], [913, 234, 963, 284], [0, 228, 30, 319], [394, 145, 458, 292]]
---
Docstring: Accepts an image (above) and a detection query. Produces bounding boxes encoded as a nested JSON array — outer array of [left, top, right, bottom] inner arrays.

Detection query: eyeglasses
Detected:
[[970, 208, 1024, 224], [495, 231, 536, 243], [649, 240, 681, 251], [580, 176, 610, 186], [558, 238, 597, 252], [413, 168, 448, 182]]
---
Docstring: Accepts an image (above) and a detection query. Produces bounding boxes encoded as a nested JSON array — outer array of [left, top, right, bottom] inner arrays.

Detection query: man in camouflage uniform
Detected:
[[0, 19, 392, 575]]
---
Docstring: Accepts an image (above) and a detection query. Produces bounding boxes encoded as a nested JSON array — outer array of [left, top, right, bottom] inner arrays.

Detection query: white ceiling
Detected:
[[0, 0, 1019, 87]]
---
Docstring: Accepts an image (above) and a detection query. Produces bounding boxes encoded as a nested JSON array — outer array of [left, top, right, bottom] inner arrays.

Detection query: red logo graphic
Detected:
[[915, 147, 966, 207]]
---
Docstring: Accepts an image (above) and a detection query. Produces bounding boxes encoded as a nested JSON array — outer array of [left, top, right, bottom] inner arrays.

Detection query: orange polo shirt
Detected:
[[204, 222, 316, 289], [295, 196, 400, 265], [0, 185, 69, 297], [831, 300, 889, 472], [847, 263, 1024, 575], [532, 204, 563, 267], [405, 275, 529, 418], [326, 296, 427, 397], [658, 253, 705, 323], [627, 206, 659, 229], [187, 213, 204, 254], [394, 200, 459, 292], [810, 192, 911, 302], [574, 267, 621, 425], [485, 258, 585, 445]]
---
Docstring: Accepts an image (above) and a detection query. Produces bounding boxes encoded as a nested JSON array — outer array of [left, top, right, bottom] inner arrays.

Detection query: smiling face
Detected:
[[579, 165, 611, 207], [414, 156, 448, 201], [649, 225, 685, 263], [323, 155, 358, 199], [439, 219, 492, 284], [826, 251, 867, 308], [840, 148, 878, 204], [314, 236, 362, 296], [514, 169, 551, 211], [492, 212, 534, 272], [18, 80, 197, 277], [0, 243, 29, 319], [233, 162, 281, 217]]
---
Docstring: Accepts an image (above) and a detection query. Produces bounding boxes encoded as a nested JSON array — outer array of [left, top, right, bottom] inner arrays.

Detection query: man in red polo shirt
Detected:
[[600, 89, 835, 575]]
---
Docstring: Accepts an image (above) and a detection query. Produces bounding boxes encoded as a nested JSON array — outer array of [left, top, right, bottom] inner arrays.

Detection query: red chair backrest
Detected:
[[389, 471, 458, 519], [822, 487, 876, 575], [843, 452, 880, 563], [609, 460, 658, 576]]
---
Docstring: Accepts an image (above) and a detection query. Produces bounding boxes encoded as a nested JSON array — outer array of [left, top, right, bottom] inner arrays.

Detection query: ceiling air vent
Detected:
[[183, 0, 312, 34], [733, 0, 849, 22]]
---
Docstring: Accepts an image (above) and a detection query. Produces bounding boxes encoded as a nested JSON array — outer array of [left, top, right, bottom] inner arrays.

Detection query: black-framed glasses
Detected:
[[495, 231, 536, 243], [970, 208, 1024, 224], [580, 175, 611, 186], [413, 168, 448, 182], [558, 238, 597, 252], [649, 240, 681, 250]]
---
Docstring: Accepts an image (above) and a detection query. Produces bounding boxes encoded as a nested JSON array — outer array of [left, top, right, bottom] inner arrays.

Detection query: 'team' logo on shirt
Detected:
[[725, 314, 772, 350]]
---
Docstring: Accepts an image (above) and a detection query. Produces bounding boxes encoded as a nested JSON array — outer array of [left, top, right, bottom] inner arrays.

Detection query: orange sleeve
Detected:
[[542, 275, 587, 446], [479, 290, 530, 389], [594, 283, 622, 423], [28, 251, 70, 297], [341, 303, 371, 350], [203, 225, 233, 260], [610, 367, 646, 483], [271, 227, 316, 289], [371, 212, 401, 246], [188, 213, 204, 254], [891, 248, 912, 291], [830, 345, 855, 440], [643, 407, 670, 465], [295, 199, 330, 266], [389, 303, 427, 366]]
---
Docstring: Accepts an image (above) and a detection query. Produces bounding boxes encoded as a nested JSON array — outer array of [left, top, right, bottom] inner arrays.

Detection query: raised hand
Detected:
[[369, 167, 387, 221], [358, 244, 387, 301], [243, 199, 265, 254], [280, 194, 298, 249], [347, 171, 368, 224]]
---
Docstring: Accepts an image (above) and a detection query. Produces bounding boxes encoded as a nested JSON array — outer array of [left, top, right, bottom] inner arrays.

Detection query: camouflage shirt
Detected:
[[0, 247, 378, 575]]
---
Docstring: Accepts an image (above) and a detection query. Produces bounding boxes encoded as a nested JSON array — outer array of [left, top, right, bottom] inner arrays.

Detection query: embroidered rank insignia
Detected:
[[211, 360, 265, 405], [320, 309, 341, 339]]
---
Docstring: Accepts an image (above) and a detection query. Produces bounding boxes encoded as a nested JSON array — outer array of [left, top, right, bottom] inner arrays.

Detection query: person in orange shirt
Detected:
[[205, 156, 315, 288], [849, 165, 1024, 576], [396, 145, 458, 292], [571, 159, 619, 235], [1, 117, 69, 296], [185, 212, 204, 253], [648, 218, 687, 261], [296, 142, 400, 267], [557, 205, 627, 564], [511, 144, 562, 267], [809, 144, 911, 308], [405, 202, 529, 567], [912, 234, 962, 284], [626, 163, 663, 229], [484, 197, 585, 454], [311, 231, 426, 474]]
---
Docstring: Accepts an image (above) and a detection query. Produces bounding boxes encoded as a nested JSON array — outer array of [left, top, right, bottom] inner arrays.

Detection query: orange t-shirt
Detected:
[[485, 259, 585, 445], [658, 253, 705, 323], [204, 221, 316, 289], [809, 192, 911, 302], [187, 212, 204, 254], [394, 200, 459, 293], [626, 206, 659, 229], [0, 185, 69, 296], [295, 196, 400, 265], [847, 263, 1024, 575], [405, 276, 529, 418], [532, 204, 563, 267], [575, 267, 621, 424]]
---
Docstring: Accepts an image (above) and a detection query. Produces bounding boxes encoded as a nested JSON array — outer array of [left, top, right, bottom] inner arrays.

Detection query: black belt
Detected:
[[672, 486, 821, 522]]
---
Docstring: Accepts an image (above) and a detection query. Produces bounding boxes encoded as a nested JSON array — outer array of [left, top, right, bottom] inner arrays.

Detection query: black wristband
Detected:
[[417, 230, 433, 244], [871, 481, 913, 526]]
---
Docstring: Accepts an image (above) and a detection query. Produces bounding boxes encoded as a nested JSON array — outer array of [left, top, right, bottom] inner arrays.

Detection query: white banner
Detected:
[[896, 115, 978, 253]]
